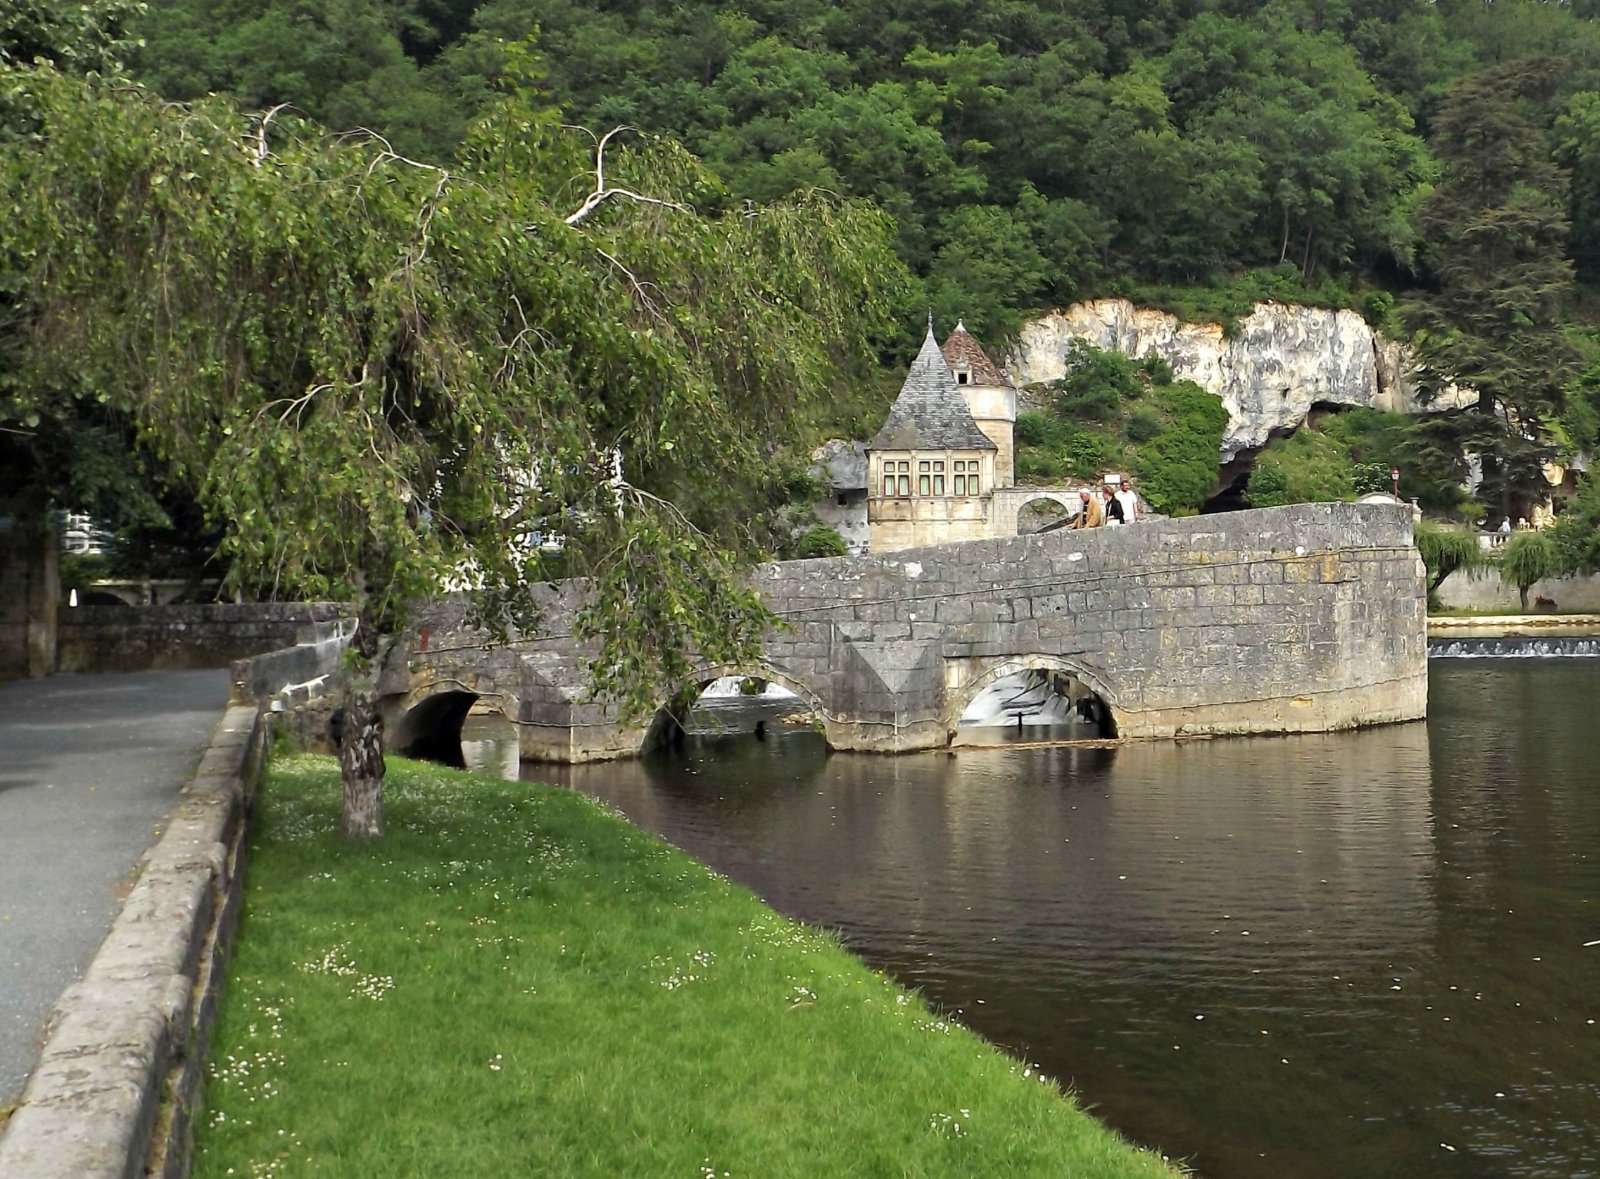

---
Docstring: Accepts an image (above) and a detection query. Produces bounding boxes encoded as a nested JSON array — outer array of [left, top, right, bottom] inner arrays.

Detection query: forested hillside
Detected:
[[131, 0, 1600, 335], [14, 0, 1600, 566]]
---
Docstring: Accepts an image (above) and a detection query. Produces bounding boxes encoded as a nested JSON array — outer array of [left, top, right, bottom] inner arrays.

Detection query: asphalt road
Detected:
[[0, 669, 230, 1105]]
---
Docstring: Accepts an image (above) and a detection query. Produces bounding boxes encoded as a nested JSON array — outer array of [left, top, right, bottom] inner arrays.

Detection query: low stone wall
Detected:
[[0, 706, 268, 1179], [58, 603, 344, 674], [1436, 567, 1600, 612]]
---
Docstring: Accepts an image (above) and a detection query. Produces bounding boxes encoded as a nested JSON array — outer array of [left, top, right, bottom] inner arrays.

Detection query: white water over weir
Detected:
[[1428, 636, 1600, 658]]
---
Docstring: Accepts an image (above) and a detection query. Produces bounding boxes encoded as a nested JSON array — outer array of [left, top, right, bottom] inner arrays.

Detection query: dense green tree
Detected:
[[1554, 90, 1600, 283], [1159, 9, 1433, 276], [1, 66, 905, 837], [122, 0, 1470, 325], [1, 0, 177, 559], [1550, 475, 1600, 573], [1406, 59, 1578, 521]]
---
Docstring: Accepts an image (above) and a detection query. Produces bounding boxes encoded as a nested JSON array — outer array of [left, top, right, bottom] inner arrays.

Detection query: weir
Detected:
[[378, 501, 1429, 762]]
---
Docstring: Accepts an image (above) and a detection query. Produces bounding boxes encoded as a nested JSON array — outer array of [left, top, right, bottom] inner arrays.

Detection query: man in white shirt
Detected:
[[1115, 479, 1139, 524]]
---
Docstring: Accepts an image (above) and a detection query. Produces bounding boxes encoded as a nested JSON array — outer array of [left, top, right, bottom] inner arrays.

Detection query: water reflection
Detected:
[[460, 664, 1600, 1178]]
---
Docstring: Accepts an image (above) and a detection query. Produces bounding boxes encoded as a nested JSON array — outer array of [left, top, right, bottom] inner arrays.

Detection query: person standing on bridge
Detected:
[[1115, 479, 1139, 524], [1068, 487, 1102, 529], [1102, 484, 1125, 527]]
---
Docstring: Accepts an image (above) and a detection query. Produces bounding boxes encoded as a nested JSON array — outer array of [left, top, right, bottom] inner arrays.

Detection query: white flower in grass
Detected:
[[350, 974, 395, 1001], [928, 1109, 971, 1137]]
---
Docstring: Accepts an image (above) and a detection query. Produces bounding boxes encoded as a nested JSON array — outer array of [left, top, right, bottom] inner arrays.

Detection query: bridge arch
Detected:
[[944, 654, 1122, 741], [643, 663, 830, 753], [990, 486, 1090, 536], [387, 679, 517, 766]]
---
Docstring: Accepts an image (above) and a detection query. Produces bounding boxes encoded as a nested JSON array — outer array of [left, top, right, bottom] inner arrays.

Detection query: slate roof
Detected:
[[940, 320, 1014, 388], [869, 327, 997, 452]]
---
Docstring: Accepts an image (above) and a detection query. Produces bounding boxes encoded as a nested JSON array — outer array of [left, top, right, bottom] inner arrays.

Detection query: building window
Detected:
[[951, 459, 982, 496], [956, 367, 971, 385], [919, 474, 930, 495], [882, 459, 911, 497]]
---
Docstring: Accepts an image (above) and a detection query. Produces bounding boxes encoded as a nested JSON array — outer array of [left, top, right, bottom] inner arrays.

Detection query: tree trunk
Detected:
[[1519, 584, 1531, 613], [338, 684, 386, 841]]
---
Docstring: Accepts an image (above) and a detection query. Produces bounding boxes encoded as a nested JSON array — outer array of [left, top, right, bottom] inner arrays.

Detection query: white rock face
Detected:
[[1011, 299, 1473, 460]]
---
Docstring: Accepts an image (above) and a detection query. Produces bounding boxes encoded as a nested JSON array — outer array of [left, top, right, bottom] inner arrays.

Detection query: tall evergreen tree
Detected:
[[1406, 58, 1577, 520]]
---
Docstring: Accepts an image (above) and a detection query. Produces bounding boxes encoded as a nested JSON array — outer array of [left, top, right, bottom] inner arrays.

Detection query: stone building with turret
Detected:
[[867, 326, 1002, 551], [940, 321, 1017, 488], [813, 320, 1092, 554]]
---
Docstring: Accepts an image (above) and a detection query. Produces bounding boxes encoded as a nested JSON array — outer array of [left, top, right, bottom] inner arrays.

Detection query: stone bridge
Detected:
[[380, 502, 1428, 762]]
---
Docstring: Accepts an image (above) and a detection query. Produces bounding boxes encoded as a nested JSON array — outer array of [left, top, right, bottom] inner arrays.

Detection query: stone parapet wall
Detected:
[[392, 502, 1427, 761], [58, 603, 344, 674], [0, 706, 267, 1179]]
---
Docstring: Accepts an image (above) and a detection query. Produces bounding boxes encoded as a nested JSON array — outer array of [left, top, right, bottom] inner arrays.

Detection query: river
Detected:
[[463, 659, 1599, 1178]]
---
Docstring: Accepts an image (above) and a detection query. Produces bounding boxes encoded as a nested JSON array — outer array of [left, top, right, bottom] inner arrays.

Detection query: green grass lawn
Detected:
[[194, 755, 1182, 1178]]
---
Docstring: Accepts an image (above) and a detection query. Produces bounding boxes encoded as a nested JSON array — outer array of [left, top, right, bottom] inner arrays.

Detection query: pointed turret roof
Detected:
[[869, 327, 997, 452], [940, 320, 1014, 388]]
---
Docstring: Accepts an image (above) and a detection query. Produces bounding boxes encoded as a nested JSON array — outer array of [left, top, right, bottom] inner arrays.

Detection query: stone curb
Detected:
[[1428, 614, 1600, 632], [0, 704, 267, 1179]]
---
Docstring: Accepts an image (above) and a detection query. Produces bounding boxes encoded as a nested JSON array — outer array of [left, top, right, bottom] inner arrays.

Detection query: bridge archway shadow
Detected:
[[949, 657, 1119, 745], [390, 689, 505, 768], [643, 669, 826, 755]]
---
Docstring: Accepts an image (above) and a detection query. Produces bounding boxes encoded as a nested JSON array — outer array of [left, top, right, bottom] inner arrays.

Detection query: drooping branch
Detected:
[[562, 126, 691, 227], [250, 103, 294, 166]]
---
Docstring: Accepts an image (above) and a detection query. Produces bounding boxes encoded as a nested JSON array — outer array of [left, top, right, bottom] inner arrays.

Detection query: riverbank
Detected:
[[193, 755, 1180, 1178]]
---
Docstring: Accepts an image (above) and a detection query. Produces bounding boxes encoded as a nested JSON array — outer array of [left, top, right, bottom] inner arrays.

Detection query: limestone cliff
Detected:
[[1011, 299, 1472, 460]]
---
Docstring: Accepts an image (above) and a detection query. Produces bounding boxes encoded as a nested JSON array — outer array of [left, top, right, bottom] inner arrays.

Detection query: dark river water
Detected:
[[467, 660, 1600, 1178]]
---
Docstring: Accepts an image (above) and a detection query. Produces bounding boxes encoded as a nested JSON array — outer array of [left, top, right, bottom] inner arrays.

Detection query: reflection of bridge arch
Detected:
[[944, 654, 1121, 739], [387, 678, 517, 765], [645, 663, 829, 753]]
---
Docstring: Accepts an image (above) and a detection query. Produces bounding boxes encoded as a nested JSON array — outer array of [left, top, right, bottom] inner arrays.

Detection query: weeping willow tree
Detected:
[[1498, 531, 1564, 612], [1414, 519, 1490, 598], [0, 65, 906, 839]]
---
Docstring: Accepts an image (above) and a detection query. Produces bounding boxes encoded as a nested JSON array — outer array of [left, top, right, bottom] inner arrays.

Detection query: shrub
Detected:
[[792, 525, 847, 559], [1124, 408, 1162, 443], [1245, 460, 1292, 508], [1131, 380, 1229, 513], [1016, 452, 1058, 482], [1361, 290, 1395, 329], [1014, 411, 1053, 447], [1051, 340, 1140, 421], [1135, 354, 1174, 386]]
